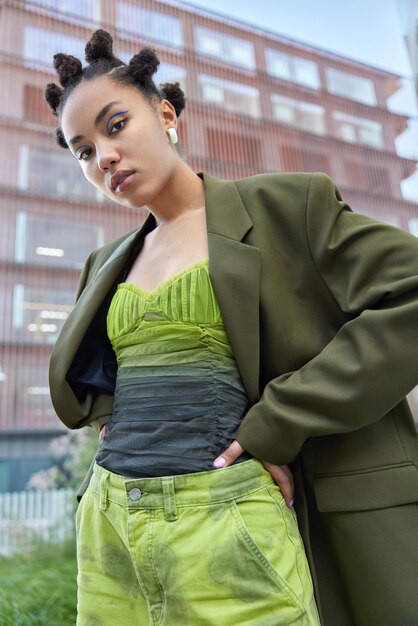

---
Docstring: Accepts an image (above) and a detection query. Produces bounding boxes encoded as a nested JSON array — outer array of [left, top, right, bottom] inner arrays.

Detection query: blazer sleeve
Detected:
[[236, 172, 418, 464]]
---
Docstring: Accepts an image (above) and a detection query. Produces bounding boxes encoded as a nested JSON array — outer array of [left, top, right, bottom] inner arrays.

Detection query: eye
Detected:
[[108, 117, 126, 135], [77, 147, 93, 161]]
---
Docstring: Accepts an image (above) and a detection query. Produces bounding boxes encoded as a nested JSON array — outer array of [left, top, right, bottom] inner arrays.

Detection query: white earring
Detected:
[[167, 127, 178, 145]]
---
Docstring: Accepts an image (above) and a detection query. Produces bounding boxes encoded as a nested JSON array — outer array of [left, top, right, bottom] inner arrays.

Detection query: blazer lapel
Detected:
[[53, 213, 156, 384], [71, 213, 156, 336], [201, 173, 261, 404]]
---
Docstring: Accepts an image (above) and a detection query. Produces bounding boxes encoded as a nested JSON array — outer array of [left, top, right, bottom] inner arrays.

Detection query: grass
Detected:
[[0, 536, 77, 626]]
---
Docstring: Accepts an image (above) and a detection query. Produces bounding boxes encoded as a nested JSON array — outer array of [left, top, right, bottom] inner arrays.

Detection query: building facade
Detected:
[[1, 0, 418, 491]]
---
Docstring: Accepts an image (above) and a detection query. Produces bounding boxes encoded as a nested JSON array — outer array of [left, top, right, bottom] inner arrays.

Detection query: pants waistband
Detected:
[[90, 459, 274, 516]]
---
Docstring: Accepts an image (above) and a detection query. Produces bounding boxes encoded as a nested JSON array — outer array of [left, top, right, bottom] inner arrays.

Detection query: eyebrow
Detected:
[[68, 100, 123, 147]]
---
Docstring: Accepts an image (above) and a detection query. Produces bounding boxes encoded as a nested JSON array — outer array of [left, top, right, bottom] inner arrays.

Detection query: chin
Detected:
[[123, 196, 146, 210]]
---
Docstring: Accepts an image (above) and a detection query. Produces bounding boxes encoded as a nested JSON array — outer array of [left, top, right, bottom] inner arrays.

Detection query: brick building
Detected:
[[0, 0, 417, 491]]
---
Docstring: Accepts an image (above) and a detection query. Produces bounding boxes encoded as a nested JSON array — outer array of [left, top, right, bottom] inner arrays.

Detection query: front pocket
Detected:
[[228, 487, 311, 615]]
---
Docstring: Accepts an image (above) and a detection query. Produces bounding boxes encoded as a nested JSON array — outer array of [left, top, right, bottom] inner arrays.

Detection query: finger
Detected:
[[213, 440, 245, 468], [262, 462, 294, 508], [99, 425, 106, 442]]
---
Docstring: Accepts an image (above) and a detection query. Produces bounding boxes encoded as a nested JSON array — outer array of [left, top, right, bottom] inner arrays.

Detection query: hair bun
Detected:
[[44, 82, 64, 116], [85, 29, 115, 64], [53, 53, 83, 88], [159, 81, 186, 117], [128, 47, 160, 83]]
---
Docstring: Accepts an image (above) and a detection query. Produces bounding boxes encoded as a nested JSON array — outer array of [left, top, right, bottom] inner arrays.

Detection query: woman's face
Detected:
[[60, 75, 178, 209]]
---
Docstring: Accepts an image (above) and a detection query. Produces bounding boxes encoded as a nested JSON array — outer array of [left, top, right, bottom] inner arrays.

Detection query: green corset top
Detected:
[[96, 260, 250, 478]]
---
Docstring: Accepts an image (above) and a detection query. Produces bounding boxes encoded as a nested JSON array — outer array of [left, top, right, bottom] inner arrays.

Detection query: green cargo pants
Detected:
[[76, 459, 321, 625]]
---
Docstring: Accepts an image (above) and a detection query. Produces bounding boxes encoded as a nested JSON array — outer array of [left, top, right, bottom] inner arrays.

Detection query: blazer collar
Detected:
[[200, 172, 253, 241]]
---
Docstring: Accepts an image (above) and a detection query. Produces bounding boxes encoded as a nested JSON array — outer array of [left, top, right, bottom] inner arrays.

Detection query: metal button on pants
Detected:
[[128, 487, 142, 501]]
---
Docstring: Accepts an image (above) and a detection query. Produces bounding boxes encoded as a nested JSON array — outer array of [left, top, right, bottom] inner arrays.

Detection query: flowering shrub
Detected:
[[27, 429, 98, 490]]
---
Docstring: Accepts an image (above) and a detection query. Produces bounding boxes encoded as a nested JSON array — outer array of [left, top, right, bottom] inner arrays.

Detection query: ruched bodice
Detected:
[[107, 260, 222, 333], [96, 260, 251, 477]]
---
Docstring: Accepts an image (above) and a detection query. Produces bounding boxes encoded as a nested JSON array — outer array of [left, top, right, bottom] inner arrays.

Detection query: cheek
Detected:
[[79, 165, 106, 198], [83, 169, 95, 185], [82, 163, 100, 187]]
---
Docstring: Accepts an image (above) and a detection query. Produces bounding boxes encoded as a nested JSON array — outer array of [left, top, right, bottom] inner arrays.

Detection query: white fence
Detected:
[[0, 488, 76, 556]]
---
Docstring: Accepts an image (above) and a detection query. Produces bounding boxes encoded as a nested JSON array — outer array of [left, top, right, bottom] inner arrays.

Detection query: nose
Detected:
[[97, 143, 120, 172]]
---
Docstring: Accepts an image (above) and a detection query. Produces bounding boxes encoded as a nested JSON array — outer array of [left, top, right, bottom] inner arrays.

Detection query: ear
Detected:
[[157, 99, 177, 131]]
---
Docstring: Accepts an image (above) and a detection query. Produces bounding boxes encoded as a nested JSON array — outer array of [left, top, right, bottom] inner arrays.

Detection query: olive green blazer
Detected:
[[49, 172, 418, 625]]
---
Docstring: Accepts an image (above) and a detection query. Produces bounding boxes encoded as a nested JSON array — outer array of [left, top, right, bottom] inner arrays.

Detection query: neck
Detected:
[[146, 162, 205, 226]]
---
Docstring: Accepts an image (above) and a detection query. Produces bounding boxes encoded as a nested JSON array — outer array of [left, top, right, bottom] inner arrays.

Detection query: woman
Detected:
[[46, 30, 418, 626]]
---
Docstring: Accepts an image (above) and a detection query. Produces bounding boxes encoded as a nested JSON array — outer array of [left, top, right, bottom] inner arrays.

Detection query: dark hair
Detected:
[[44, 29, 186, 149]]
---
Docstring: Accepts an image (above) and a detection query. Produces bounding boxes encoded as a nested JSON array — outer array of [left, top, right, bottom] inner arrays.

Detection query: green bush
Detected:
[[0, 537, 77, 625]]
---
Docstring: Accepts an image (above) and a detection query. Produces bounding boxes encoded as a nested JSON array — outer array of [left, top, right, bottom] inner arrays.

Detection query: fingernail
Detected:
[[288, 499, 294, 509], [213, 457, 227, 468]]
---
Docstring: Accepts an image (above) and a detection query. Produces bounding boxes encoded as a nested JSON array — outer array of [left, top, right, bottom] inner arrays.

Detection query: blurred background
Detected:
[[0, 0, 417, 560]]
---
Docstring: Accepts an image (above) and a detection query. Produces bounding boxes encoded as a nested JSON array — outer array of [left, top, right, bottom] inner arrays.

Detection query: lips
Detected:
[[110, 170, 136, 193]]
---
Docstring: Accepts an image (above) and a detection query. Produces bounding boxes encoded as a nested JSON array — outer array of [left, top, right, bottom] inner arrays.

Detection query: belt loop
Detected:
[[162, 477, 177, 522], [100, 471, 109, 512]]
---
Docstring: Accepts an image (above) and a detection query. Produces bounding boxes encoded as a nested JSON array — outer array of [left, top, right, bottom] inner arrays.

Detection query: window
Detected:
[[155, 63, 187, 93], [280, 145, 330, 174], [333, 112, 383, 149], [344, 160, 367, 190], [18, 145, 100, 201], [345, 160, 392, 195], [366, 165, 391, 195], [199, 74, 260, 118], [195, 27, 255, 70], [326, 68, 377, 106], [15, 213, 104, 269], [265, 49, 320, 90], [13, 285, 74, 345], [117, 3, 183, 48], [271, 95, 326, 135], [23, 85, 55, 126], [24, 26, 84, 68], [119, 54, 187, 91], [15, 367, 56, 429], [25, 0, 99, 19], [206, 128, 262, 168]]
